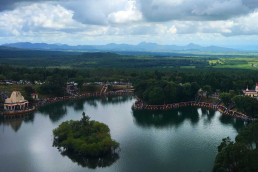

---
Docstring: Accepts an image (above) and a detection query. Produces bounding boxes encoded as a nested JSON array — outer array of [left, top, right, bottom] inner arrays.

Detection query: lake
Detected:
[[0, 96, 246, 172]]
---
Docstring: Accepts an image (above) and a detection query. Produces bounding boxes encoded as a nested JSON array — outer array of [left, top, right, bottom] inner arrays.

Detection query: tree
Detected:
[[24, 86, 35, 96], [74, 76, 84, 90], [217, 137, 233, 152], [233, 95, 258, 118], [183, 83, 191, 98], [81, 112, 90, 125], [203, 85, 212, 98], [216, 89, 221, 94], [213, 143, 251, 172], [38, 74, 66, 96], [236, 121, 258, 150], [148, 87, 165, 105], [219, 93, 232, 106], [213, 121, 258, 172], [164, 82, 177, 103], [190, 82, 200, 98], [229, 90, 235, 98], [0, 74, 6, 80]]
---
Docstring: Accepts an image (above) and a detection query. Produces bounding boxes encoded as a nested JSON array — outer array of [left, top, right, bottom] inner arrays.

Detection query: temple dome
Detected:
[[5, 91, 28, 104]]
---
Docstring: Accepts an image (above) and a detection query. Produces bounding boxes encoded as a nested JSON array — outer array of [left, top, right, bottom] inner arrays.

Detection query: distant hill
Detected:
[[3, 42, 237, 53], [0, 46, 83, 58]]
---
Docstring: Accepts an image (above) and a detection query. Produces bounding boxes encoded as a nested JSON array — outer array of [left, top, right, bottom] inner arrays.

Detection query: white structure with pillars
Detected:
[[4, 91, 29, 110]]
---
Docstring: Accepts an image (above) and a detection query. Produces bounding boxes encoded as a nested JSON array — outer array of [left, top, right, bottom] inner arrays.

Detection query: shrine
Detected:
[[4, 91, 29, 110]]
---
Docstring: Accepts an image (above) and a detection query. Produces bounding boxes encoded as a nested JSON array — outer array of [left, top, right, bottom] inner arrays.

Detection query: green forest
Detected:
[[1, 49, 258, 70]]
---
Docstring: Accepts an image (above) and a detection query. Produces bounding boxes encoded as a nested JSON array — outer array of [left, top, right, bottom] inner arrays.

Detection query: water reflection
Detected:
[[37, 96, 134, 122], [219, 114, 246, 132], [99, 96, 133, 105], [60, 150, 119, 169], [132, 107, 200, 128], [65, 98, 85, 111], [132, 107, 245, 132], [38, 102, 67, 122], [0, 113, 34, 132]]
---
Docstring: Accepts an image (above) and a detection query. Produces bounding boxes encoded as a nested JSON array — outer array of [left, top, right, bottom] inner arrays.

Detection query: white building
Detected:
[[4, 91, 29, 110]]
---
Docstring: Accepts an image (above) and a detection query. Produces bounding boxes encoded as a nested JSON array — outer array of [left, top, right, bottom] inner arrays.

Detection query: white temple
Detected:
[[4, 91, 29, 110]]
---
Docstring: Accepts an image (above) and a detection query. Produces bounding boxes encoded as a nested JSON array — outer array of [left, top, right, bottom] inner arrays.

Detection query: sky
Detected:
[[0, 0, 258, 48]]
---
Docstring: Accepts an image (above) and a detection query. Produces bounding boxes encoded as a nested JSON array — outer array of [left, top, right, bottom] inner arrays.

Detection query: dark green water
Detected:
[[0, 96, 246, 172]]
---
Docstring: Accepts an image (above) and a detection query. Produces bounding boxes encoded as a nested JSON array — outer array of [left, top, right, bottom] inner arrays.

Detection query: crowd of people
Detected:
[[134, 98, 256, 122], [35, 90, 132, 107]]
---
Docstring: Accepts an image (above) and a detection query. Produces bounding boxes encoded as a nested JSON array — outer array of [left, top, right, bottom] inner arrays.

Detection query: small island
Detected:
[[53, 112, 120, 157]]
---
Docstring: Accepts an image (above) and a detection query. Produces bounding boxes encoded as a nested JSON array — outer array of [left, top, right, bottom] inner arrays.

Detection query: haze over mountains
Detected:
[[2, 42, 238, 52]]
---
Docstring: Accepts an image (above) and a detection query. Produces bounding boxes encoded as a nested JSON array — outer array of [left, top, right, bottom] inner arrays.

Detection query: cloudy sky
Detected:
[[0, 0, 258, 47]]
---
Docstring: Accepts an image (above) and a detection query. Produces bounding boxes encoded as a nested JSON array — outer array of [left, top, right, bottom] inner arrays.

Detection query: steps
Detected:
[[214, 99, 221, 106], [195, 95, 202, 104], [100, 85, 108, 94]]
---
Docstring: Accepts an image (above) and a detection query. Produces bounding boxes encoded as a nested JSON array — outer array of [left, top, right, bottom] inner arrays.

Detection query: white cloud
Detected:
[[167, 26, 177, 34], [168, 11, 258, 36], [1, 0, 258, 46], [61, 0, 133, 25], [108, 1, 143, 24]]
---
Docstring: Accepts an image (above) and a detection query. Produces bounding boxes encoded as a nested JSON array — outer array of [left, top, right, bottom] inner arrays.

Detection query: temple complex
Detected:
[[243, 84, 258, 97], [4, 91, 29, 110]]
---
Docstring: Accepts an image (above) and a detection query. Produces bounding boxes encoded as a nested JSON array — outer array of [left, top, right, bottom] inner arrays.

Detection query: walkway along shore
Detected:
[[133, 98, 256, 122], [0, 90, 132, 116], [34, 90, 133, 108]]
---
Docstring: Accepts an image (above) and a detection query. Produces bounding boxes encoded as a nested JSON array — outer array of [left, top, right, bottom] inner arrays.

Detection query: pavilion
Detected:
[[4, 91, 29, 110]]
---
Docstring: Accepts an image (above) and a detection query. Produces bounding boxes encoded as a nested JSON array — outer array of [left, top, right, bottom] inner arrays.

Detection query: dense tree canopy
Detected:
[[213, 121, 258, 172], [219, 93, 232, 106], [53, 112, 119, 157], [38, 74, 66, 96], [203, 85, 212, 98], [233, 96, 258, 118]]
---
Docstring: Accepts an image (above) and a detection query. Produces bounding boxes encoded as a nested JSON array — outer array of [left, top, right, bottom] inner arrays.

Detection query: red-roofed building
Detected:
[[31, 93, 39, 100], [243, 83, 258, 97]]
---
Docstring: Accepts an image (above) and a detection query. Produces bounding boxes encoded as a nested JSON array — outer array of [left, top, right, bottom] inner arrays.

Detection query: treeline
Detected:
[[133, 69, 258, 105], [212, 121, 258, 172], [219, 92, 258, 118], [0, 48, 82, 58], [0, 66, 133, 83], [0, 52, 211, 68], [2, 65, 258, 101], [134, 79, 199, 105]]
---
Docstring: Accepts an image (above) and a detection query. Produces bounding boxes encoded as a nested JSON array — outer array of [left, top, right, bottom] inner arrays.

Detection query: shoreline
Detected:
[[34, 91, 133, 107], [133, 98, 256, 122], [0, 91, 133, 116]]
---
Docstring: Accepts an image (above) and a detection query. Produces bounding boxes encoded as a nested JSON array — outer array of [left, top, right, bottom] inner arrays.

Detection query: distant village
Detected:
[[0, 80, 132, 86]]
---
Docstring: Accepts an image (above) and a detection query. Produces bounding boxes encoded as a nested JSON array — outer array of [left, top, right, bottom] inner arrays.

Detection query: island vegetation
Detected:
[[53, 112, 120, 157]]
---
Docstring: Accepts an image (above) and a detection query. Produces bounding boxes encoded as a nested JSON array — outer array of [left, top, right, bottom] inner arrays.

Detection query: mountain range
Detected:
[[2, 42, 237, 52]]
